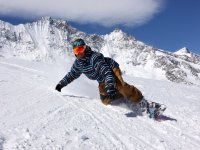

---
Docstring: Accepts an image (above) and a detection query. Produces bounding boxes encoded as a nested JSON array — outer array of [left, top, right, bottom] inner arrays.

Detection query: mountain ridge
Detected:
[[0, 16, 200, 85]]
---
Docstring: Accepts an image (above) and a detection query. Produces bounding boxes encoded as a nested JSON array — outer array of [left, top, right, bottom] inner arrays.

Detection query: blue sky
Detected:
[[0, 0, 199, 54]]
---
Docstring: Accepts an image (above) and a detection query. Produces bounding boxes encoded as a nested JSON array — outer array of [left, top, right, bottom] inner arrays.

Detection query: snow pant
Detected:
[[99, 68, 143, 105]]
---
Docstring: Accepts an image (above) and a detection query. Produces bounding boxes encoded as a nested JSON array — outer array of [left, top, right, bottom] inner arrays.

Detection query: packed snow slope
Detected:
[[0, 57, 200, 150]]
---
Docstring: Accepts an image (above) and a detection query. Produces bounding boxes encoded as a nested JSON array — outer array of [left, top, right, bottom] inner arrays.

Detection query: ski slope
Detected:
[[0, 58, 200, 150]]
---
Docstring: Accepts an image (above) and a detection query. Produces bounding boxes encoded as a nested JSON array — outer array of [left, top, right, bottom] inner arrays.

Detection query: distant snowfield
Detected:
[[0, 58, 200, 150]]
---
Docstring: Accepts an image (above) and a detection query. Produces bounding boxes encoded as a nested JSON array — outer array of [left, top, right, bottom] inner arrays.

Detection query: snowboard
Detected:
[[110, 98, 167, 120]]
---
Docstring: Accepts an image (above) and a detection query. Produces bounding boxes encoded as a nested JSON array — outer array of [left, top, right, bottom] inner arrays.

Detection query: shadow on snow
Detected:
[[62, 94, 177, 122]]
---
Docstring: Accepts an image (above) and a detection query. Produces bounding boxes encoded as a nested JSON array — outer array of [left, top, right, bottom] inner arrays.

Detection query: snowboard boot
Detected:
[[138, 98, 164, 119], [138, 98, 148, 112], [146, 101, 163, 119]]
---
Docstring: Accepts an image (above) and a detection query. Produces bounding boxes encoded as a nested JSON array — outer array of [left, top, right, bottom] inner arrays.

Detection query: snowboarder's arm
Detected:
[[59, 60, 82, 87], [92, 53, 117, 97]]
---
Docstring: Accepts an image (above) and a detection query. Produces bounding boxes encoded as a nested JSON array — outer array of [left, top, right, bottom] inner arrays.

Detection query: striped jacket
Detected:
[[59, 46, 119, 96]]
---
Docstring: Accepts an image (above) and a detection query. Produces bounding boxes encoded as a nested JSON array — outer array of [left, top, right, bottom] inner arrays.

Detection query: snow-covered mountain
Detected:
[[0, 17, 200, 85], [1, 17, 200, 150]]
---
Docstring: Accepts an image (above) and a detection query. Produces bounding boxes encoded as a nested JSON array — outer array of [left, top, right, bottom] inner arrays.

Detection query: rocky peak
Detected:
[[108, 28, 136, 41], [174, 47, 191, 55], [173, 47, 200, 64]]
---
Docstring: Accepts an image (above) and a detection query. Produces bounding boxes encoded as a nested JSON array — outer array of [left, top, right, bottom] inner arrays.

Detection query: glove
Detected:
[[55, 84, 63, 92]]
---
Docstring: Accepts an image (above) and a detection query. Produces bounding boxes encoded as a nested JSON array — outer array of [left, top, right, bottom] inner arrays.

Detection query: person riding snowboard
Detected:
[[55, 39, 166, 118], [55, 38, 143, 104]]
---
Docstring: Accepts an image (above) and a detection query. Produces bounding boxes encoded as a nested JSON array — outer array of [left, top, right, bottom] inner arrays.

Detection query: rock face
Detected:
[[0, 17, 200, 85]]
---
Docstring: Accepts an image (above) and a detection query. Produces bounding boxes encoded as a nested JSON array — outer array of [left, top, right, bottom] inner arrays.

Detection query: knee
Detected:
[[100, 94, 106, 100], [99, 94, 110, 105], [101, 98, 112, 105]]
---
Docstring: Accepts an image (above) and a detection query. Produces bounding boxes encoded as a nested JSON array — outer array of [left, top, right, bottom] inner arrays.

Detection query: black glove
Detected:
[[55, 84, 63, 92]]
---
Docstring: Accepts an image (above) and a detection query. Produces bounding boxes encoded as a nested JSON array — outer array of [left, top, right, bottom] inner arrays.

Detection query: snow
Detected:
[[1, 57, 200, 150], [174, 47, 191, 57]]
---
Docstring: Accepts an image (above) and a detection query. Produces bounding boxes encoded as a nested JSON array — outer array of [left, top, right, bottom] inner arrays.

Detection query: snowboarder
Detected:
[[55, 39, 166, 118]]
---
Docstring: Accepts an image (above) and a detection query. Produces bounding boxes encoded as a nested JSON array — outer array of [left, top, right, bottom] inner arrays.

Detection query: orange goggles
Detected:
[[73, 46, 86, 55]]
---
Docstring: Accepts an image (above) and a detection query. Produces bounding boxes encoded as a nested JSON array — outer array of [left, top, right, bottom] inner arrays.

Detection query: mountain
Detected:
[[0, 17, 200, 85]]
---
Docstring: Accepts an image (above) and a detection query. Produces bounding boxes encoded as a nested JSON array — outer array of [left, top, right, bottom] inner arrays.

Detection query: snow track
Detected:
[[0, 59, 200, 150]]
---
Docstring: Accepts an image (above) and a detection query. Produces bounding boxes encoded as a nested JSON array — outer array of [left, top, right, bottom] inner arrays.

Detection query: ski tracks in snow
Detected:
[[1, 60, 200, 150]]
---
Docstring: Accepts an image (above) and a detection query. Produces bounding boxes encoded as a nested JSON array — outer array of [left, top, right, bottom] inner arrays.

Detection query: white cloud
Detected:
[[0, 0, 165, 27]]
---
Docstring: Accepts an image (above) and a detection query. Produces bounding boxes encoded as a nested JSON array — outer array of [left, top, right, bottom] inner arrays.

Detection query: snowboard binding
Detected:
[[139, 98, 167, 119]]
